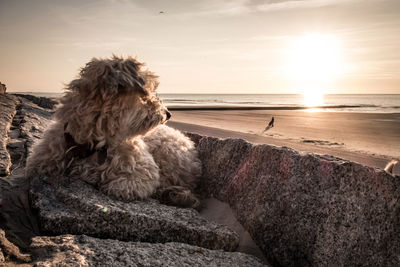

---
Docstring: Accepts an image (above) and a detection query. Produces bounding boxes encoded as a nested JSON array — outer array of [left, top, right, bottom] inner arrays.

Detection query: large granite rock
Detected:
[[0, 229, 31, 263], [14, 94, 58, 110], [31, 234, 266, 266], [194, 136, 400, 266], [0, 94, 52, 177], [0, 94, 52, 263], [0, 248, 3, 263], [0, 94, 18, 176], [10, 96, 53, 156], [30, 176, 239, 252], [0, 82, 5, 94]]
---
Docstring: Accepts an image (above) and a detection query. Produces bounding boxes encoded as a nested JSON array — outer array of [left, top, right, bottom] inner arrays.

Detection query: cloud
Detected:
[[128, 0, 370, 18], [51, 37, 137, 50]]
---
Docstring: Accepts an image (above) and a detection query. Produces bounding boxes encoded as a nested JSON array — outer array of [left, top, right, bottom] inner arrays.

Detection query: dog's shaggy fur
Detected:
[[25, 56, 202, 209]]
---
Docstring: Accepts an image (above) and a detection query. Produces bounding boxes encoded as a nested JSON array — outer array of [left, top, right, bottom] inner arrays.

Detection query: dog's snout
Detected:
[[166, 111, 171, 120]]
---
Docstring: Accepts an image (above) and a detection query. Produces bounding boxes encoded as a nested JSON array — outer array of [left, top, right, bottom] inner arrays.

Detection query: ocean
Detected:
[[14, 93, 400, 113]]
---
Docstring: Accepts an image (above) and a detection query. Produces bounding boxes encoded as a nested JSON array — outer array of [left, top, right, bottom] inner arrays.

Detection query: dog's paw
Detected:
[[155, 186, 201, 210]]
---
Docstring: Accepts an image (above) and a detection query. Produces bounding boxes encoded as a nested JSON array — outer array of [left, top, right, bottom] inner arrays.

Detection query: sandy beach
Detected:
[[167, 109, 400, 175]]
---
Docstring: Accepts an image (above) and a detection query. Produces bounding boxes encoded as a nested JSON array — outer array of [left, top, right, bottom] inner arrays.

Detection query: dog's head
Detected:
[[59, 56, 171, 144], [70, 55, 159, 98]]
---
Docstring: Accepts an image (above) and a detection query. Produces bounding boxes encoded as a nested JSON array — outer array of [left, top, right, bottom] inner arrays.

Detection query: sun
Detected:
[[286, 33, 343, 82], [285, 33, 344, 107]]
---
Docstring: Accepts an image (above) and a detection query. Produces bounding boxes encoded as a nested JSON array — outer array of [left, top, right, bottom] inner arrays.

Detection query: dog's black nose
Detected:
[[166, 111, 171, 120]]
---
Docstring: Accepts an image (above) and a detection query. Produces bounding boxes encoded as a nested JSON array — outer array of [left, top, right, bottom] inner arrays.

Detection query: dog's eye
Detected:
[[140, 94, 161, 106], [139, 96, 152, 105]]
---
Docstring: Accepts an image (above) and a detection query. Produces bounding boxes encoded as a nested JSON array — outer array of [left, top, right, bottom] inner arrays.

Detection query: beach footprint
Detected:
[[302, 139, 344, 147]]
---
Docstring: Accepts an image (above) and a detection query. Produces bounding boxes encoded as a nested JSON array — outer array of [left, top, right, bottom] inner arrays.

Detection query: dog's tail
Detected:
[[384, 159, 399, 176]]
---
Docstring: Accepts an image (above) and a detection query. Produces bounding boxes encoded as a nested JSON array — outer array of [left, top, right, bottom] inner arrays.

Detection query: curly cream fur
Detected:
[[26, 56, 202, 208]]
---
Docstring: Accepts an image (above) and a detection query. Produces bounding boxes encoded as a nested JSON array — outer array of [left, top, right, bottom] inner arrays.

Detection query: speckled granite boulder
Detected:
[[30, 176, 239, 251], [0, 94, 18, 176], [0, 94, 52, 177], [0, 83, 6, 94], [0, 249, 4, 263], [31, 234, 267, 267], [14, 94, 58, 110], [194, 136, 400, 266]]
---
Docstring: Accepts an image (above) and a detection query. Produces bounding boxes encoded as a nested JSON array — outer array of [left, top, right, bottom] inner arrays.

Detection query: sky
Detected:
[[1, 0, 400, 94]]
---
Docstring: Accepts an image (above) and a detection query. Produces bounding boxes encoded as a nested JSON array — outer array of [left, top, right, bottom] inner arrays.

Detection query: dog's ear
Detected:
[[116, 57, 160, 95], [115, 58, 149, 96]]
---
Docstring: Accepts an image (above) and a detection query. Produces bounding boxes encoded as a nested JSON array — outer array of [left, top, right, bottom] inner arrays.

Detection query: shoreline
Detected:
[[167, 105, 369, 111], [168, 121, 394, 170]]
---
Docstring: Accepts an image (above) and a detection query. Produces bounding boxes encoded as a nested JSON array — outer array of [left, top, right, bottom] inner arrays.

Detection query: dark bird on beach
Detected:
[[159, 11, 164, 14], [262, 116, 275, 133], [268, 117, 275, 128]]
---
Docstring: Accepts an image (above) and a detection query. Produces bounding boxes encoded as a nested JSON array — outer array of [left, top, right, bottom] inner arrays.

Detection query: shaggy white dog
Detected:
[[25, 56, 202, 209]]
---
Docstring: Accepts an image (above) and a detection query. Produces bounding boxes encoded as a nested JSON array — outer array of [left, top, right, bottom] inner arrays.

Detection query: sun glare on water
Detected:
[[303, 90, 324, 108], [285, 33, 344, 107]]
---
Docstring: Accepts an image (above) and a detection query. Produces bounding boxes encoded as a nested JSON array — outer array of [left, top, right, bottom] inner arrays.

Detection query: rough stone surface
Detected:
[[0, 94, 52, 177], [31, 234, 267, 267], [0, 95, 54, 266], [194, 136, 400, 266], [12, 97, 53, 153], [0, 95, 51, 250], [0, 229, 31, 263], [0, 83, 5, 94], [0, 249, 4, 263], [0, 94, 18, 176], [30, 176, 240, 252], [14, 93, 58, 110]]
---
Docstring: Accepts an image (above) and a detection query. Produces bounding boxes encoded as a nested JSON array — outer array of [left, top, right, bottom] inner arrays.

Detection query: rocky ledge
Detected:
[[30, 176, 239, 251], [31, 235, 264, 267]]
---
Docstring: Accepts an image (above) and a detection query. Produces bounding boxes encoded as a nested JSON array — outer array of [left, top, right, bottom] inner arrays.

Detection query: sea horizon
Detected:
[[9, 92, 400, 114]]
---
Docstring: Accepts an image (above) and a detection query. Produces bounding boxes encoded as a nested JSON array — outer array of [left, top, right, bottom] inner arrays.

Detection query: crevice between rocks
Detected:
[[0, 98, 18, 178], [6, 101, 30, 177], [1, 96, 41, 263]]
